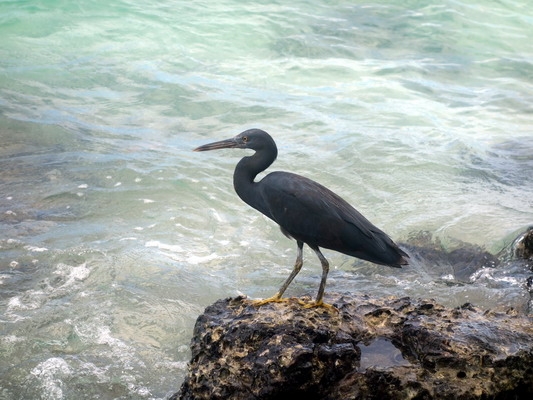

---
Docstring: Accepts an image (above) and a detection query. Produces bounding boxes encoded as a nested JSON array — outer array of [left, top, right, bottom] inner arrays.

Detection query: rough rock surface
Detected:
[[173, 294, 533, 400]]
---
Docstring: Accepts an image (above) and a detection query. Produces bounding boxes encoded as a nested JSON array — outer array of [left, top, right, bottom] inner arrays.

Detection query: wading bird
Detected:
[[194, 129, 408, 308]]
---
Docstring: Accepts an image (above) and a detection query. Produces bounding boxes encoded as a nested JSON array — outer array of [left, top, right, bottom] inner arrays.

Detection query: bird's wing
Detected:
[[259, 172, 376, 241]]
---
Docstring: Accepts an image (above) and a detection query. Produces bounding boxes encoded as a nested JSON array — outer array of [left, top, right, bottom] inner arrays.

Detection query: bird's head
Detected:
[[194, 129, 277, 153]]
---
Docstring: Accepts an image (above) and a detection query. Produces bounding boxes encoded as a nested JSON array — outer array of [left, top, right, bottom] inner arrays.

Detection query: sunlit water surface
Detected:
[[1, 0, 532, 398]]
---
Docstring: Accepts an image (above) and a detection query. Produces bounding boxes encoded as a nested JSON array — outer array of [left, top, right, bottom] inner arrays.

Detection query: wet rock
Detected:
[[173, 294, 533, 400], [493, 226, 533, 267], [400, 231, 500, 282], [510, 227, 533, 265]]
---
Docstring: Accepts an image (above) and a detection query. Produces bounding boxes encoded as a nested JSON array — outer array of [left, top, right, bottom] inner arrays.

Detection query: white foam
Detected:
[[145, 240, 184, 253], [119, 237, 138, 241], [24, 245, 49, 252], [187, 253, 218, 265], [30, 357, 71, 399], [54, 263, 91, 284], [2, 334, 25, 344]]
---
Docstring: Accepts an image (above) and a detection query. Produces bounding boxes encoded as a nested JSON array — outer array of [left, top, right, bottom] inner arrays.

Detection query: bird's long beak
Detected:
[[194, 137, 239, 152]]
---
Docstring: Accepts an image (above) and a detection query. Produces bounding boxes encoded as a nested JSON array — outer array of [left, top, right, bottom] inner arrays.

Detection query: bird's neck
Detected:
[[233, 150, 275, 210]]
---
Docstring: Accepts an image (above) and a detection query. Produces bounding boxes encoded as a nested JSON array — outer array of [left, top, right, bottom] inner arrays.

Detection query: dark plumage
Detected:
[[194, 129, 408, 307]]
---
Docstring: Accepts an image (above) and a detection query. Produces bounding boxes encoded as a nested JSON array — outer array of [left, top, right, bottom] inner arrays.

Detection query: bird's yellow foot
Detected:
[[250, 295, 284, 306], [251, 295, 308, 307], [302, 301, 338, 312]]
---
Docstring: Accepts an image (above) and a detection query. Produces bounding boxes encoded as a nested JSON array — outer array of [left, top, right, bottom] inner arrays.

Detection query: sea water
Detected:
[[1, 0, 532, 398]]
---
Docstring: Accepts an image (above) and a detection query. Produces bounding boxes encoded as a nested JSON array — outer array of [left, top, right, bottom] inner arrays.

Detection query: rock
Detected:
[[511, 227, 533, 264], [400, 231, 501, 282], [172, 294, 533, 400]]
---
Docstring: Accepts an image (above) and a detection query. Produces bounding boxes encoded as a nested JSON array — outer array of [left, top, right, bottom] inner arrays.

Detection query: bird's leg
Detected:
[[252, 241, 304, 306], [312, 246, 329, 304], [303, 247, 337, 311]]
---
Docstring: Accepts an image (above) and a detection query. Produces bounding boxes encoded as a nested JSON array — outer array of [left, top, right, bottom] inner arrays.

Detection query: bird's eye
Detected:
[[242, 136, 248, 143]]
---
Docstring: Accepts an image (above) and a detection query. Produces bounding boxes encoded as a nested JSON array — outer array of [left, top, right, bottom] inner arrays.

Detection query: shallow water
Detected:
[[1, 0, 532, 398]]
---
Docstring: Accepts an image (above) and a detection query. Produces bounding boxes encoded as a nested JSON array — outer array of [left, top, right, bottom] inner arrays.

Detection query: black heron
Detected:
[[194, 129, 408, 307]]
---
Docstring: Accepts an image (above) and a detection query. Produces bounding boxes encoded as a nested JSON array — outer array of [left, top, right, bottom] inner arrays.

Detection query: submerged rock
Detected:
[[173, 294, 533, 400], [400, 231, 501, 282]]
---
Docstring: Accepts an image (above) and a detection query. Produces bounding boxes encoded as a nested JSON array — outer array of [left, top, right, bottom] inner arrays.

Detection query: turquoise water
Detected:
[[1, 0, 532, 398]]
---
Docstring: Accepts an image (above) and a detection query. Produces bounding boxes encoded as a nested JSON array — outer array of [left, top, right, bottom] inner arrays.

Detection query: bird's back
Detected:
[[257, 171, 408, 267]]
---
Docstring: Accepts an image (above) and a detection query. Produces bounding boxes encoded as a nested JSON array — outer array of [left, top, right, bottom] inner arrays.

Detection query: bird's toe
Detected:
[[250, 295, 284, 306], [302, 300, 338, 312], [249, 295, 310, 307]]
